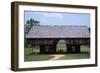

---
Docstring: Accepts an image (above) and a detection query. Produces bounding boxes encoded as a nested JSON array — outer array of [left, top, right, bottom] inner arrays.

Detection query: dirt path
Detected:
[[49, 54, 64, 60]]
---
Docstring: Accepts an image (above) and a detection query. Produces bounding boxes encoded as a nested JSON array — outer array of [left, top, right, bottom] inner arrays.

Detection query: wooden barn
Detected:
[[26, 25, 90, 54]]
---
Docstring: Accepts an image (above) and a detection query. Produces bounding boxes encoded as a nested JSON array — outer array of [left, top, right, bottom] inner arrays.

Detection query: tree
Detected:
[[88, 27, 90, 33], [24, 18, 40, 47], [25, 18, 40, 35]]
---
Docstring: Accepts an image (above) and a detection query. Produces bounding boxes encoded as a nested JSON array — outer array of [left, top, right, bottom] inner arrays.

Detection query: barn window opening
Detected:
[[80, 45, 90, 53], [56, 40, 66, 53]]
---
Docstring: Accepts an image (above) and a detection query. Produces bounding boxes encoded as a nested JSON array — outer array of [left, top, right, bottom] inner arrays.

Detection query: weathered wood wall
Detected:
[[27, 38, 90, 53]]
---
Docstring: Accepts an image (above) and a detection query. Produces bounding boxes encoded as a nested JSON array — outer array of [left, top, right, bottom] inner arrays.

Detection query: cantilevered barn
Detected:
[[26, 25, 90, 54]]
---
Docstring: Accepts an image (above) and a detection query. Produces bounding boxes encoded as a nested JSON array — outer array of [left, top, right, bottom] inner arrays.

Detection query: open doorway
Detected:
[[67, 45, 80, 53], [56, 40, 66, 53]]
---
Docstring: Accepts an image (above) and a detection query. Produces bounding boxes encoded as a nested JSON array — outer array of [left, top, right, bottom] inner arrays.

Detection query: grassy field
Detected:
[[24, 48, 53, 61], [58, 52, 90, 60], [24, 44, 90, 61]]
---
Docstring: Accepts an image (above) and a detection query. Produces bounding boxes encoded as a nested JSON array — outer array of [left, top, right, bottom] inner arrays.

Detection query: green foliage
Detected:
[[24, 18, 40, 47], [57, 42, 66, 52], [24, 18, 40, 35]]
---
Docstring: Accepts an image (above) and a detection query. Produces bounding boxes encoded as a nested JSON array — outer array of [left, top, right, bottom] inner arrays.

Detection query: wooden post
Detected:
[[32, 47, 33, 54]]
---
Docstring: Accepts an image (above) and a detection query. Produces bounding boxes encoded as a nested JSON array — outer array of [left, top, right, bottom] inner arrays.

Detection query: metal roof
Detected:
[[26, 25, 90, 38]]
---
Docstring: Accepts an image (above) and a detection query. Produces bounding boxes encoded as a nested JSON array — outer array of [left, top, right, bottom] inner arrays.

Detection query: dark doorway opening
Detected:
[[40, 45, 56, 54], [67, 45, 80, 53]]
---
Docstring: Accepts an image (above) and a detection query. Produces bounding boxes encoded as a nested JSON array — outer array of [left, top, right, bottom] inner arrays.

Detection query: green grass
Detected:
[[24, 44, 90, 61], [24, 54, 53, 61], [58, 52, 90, 60], [24, 48, 53, 61]]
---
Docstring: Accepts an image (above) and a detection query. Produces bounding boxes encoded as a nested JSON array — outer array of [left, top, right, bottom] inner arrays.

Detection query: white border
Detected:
[[19, 5, 96, 68]]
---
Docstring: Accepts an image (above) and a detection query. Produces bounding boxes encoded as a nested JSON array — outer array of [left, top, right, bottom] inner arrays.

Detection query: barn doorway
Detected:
[[56, 40, 66, 53], [67, 45, 80, 53], [40, 45, 56, 54]]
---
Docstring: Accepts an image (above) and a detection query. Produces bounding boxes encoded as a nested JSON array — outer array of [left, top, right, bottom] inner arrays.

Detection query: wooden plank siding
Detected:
[[27, 38, 90, 46], [65, 38, 90, 45]]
